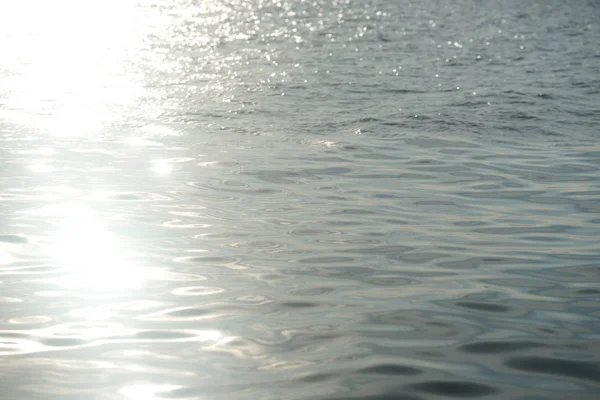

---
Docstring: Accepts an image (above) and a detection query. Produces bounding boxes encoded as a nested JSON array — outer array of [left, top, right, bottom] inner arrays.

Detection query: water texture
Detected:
[[1, 0, 599, 399]]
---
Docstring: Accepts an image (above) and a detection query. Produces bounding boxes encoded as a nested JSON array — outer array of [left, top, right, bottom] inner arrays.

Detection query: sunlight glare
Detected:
[[152, 160, 173, 175], [0, 0, 146, 136], [49, 203, 140, 290], [28, 163, 56, 174]]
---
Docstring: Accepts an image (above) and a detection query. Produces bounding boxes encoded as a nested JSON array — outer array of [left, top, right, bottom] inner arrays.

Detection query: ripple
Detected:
[[229, 240, 283, 249], [363, 276, 413, 286], [0, 234, 28, 244], [279, 301, 321, 309], [133, 330, 197, 340], [198, 161, 240, 168], [357, 364, 423, 376], [39, 337, 89, 347], [325, 394, 426, 400], [161, 307, 213, 318], [455, 301, 513, 313], [172, 286, 225, 296], [408, 380, 500, 397], [504, 356, 600, 383], [298, 256, 356, 264], [289, 287, 335, 296], [459, 341, 548, 354]]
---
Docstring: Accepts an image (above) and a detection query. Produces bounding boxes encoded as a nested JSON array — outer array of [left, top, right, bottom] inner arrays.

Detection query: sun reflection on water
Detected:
[[152, 160, 173, 176], [48, 203, 141, 290], [0, 0, 146, 136]]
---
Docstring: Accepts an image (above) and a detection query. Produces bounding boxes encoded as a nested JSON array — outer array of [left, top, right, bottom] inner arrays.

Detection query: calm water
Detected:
[[1, 0, 599, 399]]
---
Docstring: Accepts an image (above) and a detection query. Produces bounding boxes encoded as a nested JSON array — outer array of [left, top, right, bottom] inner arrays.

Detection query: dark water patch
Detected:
[[457, 190, 544, 200], [358, 364, 423, 376], [505, 356, 600, 383], [325, 394, 425, 400], [370, 193, 402, 199], [382, 88, 427, 94], [297, 372, 335, 383], [384, 219, 410, 225], [459, 341, 548, 354], [0, 332, 31, 339], [405, 159, 445, 166], [0, 234, 28, 243], [408, 380, 500, 397], [473, 225, 571, 235], [40, 338, 88, 347], [455, 301, 512, 313], [577, 288, 600, 295]]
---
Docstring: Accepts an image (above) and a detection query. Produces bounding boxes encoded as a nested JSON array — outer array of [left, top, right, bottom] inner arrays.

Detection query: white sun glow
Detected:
[[47, 203, 140, 290], [0, 0, 146, 136]]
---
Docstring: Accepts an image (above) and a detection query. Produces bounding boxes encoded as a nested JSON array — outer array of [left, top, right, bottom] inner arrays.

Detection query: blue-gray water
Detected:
[[1, 0, 599, 399]]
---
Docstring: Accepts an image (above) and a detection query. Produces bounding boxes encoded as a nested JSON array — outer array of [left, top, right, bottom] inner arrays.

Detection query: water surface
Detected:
[[1, 0, 599, 399]]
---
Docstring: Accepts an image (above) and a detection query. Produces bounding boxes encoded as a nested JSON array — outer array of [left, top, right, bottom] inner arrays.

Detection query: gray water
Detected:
[[1, 0, 599, 399]]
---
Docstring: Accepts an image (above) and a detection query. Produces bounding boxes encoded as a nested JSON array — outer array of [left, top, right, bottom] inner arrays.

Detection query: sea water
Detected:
[[0, 0, 599, 399]]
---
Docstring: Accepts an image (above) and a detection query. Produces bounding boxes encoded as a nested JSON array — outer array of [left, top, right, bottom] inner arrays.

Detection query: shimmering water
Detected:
[[1, 0, 599, 399]]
